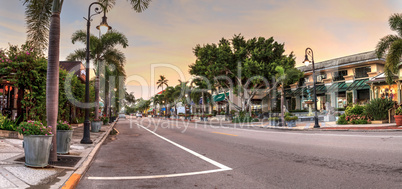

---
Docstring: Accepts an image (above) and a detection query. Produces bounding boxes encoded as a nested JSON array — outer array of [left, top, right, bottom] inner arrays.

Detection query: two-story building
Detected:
[[275, 51, 400, 112]]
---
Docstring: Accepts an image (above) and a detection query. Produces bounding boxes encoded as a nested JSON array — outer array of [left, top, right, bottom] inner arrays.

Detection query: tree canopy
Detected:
[[189, 34, 296, 112]]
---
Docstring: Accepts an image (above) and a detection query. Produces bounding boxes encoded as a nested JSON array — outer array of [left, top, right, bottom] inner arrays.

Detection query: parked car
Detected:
[[136, 112, 142, 118], [118, 114, 126, 119]]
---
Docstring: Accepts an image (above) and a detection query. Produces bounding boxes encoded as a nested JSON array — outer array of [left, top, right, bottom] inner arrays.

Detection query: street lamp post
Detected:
[[81, 2, 111, 144], [303, 47, 320, 128], [185, 94, 188, 119]]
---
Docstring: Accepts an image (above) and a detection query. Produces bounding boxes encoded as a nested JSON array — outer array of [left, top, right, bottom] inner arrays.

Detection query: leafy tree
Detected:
[[275, 66, 304, 125], [375, 13, 402, 84], [189, 34, 295, 113]]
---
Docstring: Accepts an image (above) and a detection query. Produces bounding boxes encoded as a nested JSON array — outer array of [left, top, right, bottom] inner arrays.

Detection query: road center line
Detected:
[[88, 124, 232, 180], [212, 132, 238, 136]]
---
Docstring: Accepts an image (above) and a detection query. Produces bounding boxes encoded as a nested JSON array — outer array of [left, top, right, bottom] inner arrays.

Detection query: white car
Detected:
[[136, 112, 142, 118], [118, 114, 126, 119]]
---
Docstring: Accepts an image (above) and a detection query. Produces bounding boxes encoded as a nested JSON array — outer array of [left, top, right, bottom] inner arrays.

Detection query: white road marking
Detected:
[[88, 124, 232, 180]]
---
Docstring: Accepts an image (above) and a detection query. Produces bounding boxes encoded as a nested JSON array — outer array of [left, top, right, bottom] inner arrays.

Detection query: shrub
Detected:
[[284, 112, 293, 117], [336, 114, 348, 125], [212, 110, 217, 116], [230, 110, 236, 115], [232, 116, 259, 123], [396, 106, 402, 115], [0, 114, 17, 131], [268, 117, 279, 121], [345, 104, 365, 116], [289, 109, 308, 112], [285, 116, 298, 121], [100, 116, 109, 124], [365, 98, 395, 120], [16, 121, 52, 136], [57, 121, 72, 130]]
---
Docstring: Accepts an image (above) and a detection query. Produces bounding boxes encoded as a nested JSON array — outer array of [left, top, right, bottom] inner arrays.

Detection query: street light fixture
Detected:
[[303, 47, 320, 128], [81, 2, 112, 144]]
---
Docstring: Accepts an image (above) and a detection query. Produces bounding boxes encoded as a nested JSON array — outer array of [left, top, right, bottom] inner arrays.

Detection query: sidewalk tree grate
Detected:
[[15, 156, 82, 168]]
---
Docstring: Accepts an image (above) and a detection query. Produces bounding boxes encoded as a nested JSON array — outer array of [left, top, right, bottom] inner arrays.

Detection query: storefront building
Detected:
[[281, 51, 389, 112]]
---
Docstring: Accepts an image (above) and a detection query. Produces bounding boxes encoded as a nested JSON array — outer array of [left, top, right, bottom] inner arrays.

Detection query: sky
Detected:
[[0, 0, 402, 99]]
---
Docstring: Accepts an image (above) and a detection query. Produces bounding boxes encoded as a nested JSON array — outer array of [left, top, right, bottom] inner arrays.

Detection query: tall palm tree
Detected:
[[23, 0, 151, 162], [67, 29, 128, 120], [156, 75, 168, 115], [375, 13, 402, 85]]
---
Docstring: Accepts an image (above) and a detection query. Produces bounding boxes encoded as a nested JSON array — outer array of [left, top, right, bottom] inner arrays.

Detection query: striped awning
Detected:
[[346, 79, 370, 91], [326, 82, 348, 93]]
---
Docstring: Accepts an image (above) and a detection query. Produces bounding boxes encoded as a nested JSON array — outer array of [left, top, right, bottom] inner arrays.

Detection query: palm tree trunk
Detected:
[[281, 85, 285, 126], [46, 11, 61, 162], [104, 69, 109, 117], [202, 91, 205, 115], [95, 76, 99, 119]]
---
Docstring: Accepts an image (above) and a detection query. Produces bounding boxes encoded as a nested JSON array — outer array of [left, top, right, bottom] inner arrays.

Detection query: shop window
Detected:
[[291, 98, 296, 110], [316, 74, 327, 83], [333, 70, 348, 81], [355, 66, 371, 78], [347, 92, 353, 105]]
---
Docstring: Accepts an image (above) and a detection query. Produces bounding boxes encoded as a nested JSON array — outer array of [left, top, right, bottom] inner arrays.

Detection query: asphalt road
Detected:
[[77, 117, 402, 189]]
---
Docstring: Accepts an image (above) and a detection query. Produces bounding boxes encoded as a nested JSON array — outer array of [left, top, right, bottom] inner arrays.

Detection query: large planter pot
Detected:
[[91, 121, 102, 132], [395, 115, 402, 126], [270, 119, 279, 126], [286, 120, 296, 127], [56, 130, 73, 154], [23, 135, 53, 167]]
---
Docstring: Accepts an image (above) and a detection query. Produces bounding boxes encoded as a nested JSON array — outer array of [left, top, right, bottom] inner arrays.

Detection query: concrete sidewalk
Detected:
[[0, 120, 116, 189], [154, 117, 402, 131]]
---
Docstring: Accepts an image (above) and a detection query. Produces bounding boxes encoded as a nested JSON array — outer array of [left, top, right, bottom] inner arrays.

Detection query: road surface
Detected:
[[77, 117, 402, 189]]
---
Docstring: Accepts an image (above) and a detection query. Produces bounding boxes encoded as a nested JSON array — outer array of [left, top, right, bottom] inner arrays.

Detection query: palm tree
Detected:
[[375, 13, 402, 85], [67, 29, 128, 120], [156, 75, 168, 115], [23, 0, 151, 162]]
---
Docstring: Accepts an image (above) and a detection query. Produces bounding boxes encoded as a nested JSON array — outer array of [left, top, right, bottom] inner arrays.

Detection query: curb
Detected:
[[61, 119, 118, 189]]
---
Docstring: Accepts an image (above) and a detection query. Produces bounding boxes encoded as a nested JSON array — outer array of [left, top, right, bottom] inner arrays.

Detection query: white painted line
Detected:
[[138, 125, 232, 170], [88, 124, 231, 180], [89, 168, 228, 180]]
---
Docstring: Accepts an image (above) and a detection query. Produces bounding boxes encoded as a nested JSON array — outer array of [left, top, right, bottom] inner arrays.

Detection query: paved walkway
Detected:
[[0, 120, 116, 189], [155, 117, 402, 131]]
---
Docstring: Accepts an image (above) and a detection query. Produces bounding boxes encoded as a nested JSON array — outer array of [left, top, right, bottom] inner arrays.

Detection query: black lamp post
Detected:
[[303, 47, 320, 128], [81, 2, 112, 144]]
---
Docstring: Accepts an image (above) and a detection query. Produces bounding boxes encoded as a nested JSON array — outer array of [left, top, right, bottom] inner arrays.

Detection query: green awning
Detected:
[[346, 79, 370, 91], [213, 92, 229, 102], [292, 88, 302, 95], [284, 89, 292, 96], [327, 82, 348, 93], [315, 85, 326, 94]]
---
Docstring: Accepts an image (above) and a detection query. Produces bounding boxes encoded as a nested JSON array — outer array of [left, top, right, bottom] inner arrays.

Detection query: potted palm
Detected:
[[395, 106, 402, 126], [56, 121, 73, 154], [16, 121, 53, 167]]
